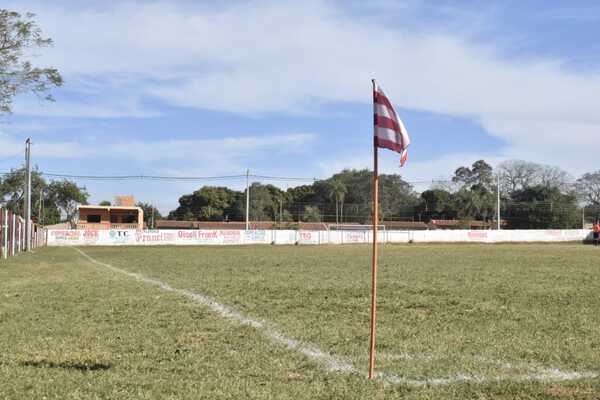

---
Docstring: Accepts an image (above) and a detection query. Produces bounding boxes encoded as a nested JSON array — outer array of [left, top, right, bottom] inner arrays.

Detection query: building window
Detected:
[[110, 214, 119, 223], [122, 213, 136, 224], [87, 214, 101, 223]]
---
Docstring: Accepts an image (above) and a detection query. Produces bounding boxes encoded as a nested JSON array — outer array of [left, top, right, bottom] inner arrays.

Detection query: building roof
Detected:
[[78, 205, 142, 211]]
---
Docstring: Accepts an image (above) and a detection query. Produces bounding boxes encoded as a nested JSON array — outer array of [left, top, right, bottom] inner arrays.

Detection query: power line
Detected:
[[0, 171, 320, 182], [41, 173, 249, 181], [0, 169, 586, 186]]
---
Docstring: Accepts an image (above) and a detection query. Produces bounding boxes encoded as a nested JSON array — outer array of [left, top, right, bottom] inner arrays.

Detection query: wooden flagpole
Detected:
[[368, 79, 379, 379]]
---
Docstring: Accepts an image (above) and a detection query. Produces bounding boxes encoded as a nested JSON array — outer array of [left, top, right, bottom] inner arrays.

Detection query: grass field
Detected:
[[1, 244, 600, 399]]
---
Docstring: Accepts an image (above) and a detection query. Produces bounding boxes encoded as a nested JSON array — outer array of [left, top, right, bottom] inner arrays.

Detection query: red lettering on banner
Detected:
[[83, 230, 99, 239], [198, 231, 218, 239], [299, 232, 312, 240], [178, 231, 197, 239], [220, 230, 241, 244], [468, 231, 488, 239]]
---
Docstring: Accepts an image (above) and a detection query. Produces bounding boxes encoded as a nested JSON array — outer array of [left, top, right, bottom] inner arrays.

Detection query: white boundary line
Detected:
[[73, 247, 598, 386], [74, 247, 355, 375]]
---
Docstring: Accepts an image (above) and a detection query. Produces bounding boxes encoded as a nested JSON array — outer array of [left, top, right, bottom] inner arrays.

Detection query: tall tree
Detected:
[[327, 179, 347, 225], [0, 10, 63, 114], [247, 183, 280, 221], [505, 185, 579, 229], [537, 165, 572, 192], [576, 171, 600, 206], [416, 189, 456, 221], [379, 173, 418, 221], [169, 186, 238, 221], [450, 160, 495, 221], [497, 160, 572, 194], [452, 160, 494, 192], [497, 160, 540, 194], [302, 205, 321, 222], [0, 166, 62, 224], [136, 202, 162, 228], [0, 166, 44, 216], [47, 180, 88, 227]]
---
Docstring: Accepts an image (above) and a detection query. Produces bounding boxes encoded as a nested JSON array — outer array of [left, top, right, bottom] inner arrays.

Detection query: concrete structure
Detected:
[[77, 205, 144, 230], [113, 195, 135, 207], [47, 228, 594, 246]]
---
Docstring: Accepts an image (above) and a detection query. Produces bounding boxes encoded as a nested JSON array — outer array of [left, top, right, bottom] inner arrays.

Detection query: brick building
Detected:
[[77, 196, 144, 229]]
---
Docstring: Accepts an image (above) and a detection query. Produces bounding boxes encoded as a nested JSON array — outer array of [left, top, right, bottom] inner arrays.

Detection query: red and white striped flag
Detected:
[[373, 82, 410, 166]]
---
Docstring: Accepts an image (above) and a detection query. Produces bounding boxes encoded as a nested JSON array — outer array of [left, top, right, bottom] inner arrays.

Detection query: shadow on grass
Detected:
[[19, 360, 111, 372]]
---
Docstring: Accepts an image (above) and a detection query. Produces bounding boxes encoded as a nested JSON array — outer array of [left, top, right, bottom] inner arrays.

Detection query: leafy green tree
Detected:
[[416, 189, 457, 221], [47, 180, 88, 227], [448, 160, 496, 222], [99, 200, 111, 206], [247, 183, 280, 221], [0, 166, 44, 216], [280, 209, 294, 222], [169, 186, 238, 221], [452, 160, 494, 192], [505, 185, 579, 229], [454, 188, 495, 221], [0, 10, 63, 114], [324, 169, 373, 223], [327, 179, 347, 225], [379, 173, 418, 221], [286, 184, 315, 205], [302, 205, 321, 222], [0, 166, 64, 224], [136, 202, 162, 228]]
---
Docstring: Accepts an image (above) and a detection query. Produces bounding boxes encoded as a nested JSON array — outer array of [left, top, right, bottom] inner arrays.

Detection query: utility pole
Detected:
[[279, 196, 283, 227], [245, 169, 250, 230], [40, 188, 44, 226], [151, 206, 155, 229], [38, 188, 43, 225], [24, 138, 32, 251], [497, 174, 501, 230]]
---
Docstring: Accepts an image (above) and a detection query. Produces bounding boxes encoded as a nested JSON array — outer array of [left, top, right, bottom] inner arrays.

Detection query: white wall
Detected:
[[47, 229, 594, 246]]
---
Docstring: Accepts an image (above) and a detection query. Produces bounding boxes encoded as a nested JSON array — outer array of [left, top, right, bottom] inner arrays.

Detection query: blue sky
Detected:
[[1, 0, 599, 213]]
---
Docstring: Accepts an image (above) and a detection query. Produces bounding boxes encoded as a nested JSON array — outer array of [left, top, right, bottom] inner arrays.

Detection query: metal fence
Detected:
[[0, 207, 47, 260]]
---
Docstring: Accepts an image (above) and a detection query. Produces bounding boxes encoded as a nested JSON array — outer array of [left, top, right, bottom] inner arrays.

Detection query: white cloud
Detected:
[[107, 132, 316, 163], [2, 130, 316, 164], [0, 133, 22, 158], [6, 0, 600, 175], [12, 97, 160, 119], [0, 132, 97, 159]]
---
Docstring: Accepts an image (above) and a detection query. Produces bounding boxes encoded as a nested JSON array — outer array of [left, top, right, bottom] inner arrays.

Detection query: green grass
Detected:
[[1, 244, 600, 399]]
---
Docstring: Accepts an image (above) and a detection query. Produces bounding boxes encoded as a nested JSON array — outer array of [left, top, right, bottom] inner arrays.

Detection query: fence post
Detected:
[[1, 208, 5, 259], [17, 218, 21, 253], [11, 213, 16, 256]]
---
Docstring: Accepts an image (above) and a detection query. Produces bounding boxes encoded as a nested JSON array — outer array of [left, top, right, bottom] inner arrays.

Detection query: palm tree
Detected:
[[328, 180, 348, 226]]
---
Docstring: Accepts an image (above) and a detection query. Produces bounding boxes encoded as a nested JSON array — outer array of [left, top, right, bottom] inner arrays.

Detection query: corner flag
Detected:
[[373, 81, 410, 166], [369, 79, 411, 380]]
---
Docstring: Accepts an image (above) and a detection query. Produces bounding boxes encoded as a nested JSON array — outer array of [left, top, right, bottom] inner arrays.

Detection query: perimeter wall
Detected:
[[46, 229, 594, 246]]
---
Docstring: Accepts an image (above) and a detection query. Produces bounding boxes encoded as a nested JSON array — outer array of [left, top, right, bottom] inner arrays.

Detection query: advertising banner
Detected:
[[47, 229, 591, 247]]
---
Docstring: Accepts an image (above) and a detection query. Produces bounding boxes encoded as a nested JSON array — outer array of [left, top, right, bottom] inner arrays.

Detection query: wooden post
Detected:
[[368, 79, 379, 379]]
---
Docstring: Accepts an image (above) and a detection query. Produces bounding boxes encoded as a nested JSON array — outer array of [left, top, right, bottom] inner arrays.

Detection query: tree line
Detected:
[[0, 167, 87, 226], [0, 167, 162, 227], [168, 160, 600, 229], [1, 161, 599, 229]]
